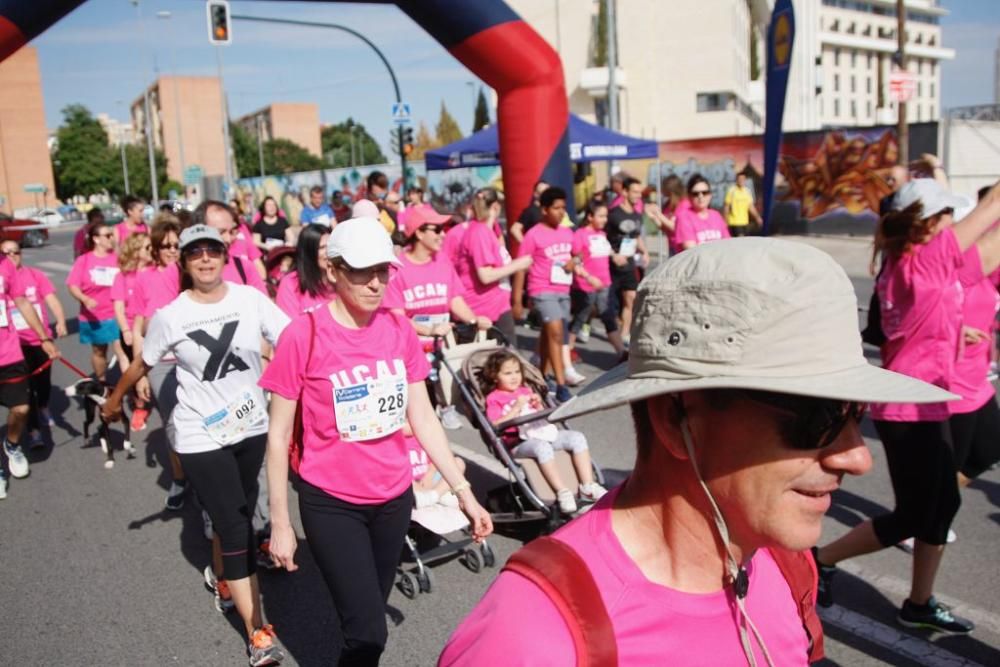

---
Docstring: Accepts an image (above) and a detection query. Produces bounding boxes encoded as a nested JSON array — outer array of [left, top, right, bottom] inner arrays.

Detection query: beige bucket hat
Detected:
[[552, 237, 957, 422]]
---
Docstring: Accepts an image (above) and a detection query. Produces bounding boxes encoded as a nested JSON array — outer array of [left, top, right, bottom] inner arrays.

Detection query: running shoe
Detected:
[[570, 348, 582, 364], [248, 625, 284, 666], [203, 565, 235, 613], [202, 510, 214, 541], [579, 482, 608, 503], [811, 547, 836, 608], [556, 489, 578, 514], [28, 430, 44, 451], [4, 441, 29, 479], [577, 323, 591, 343], [39, 407, 55, 428], [554, 385, 572, 404], [256, 539, 279, 570], [130, 407, 149, 432], [164, 480, 187, 511], [898, 596, 974, 635], [438, 405, 462, 431], [898, 530, 957, 554], [0, 471, 7, 499], [564, 367, 587, 387]]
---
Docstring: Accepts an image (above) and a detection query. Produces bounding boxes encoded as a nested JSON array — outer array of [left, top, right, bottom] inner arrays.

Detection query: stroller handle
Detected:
[[431, 323, 509, 355]]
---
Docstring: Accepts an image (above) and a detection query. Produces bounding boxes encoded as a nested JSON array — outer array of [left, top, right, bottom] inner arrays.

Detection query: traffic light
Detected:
[[402, 126, 414, 156], [207, 1, 232, 45]]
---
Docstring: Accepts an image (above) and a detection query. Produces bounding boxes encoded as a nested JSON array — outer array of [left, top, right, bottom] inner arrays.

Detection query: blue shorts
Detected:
[[79, 318, 120, 345]]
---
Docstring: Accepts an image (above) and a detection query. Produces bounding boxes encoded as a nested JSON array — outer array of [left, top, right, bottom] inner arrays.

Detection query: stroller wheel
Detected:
[[418, 568, 434, 594], [397, 571, 418, 599], [460, 547, 483, 573], [480, 542, 496, 568]]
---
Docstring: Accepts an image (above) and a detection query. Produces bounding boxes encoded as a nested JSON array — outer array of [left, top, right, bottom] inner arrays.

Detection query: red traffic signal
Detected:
[[206, 1, 232, 45]]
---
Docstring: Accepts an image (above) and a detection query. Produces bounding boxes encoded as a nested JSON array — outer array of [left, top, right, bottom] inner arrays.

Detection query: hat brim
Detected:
[[925, 192, 971, 217], [337, 250, 402, 268], [550, 361, 958, 422]]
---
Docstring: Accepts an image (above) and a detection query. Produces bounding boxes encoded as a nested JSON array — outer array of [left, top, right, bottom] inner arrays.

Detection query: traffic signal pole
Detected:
[[230, 14, 408, 189]]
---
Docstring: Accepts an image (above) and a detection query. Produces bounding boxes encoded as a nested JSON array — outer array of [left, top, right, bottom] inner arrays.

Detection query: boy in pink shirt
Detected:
[[516, 186, 575, 403]]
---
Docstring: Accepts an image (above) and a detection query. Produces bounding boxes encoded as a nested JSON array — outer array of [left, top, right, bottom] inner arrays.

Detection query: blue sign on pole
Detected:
[[761, 0, 794, 235]]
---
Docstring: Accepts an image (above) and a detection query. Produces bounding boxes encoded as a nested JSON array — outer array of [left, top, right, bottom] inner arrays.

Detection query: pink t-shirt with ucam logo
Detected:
[[870, 227, 964, 422], [259, 308, 430, 504], [456, 221, 513, 321], [950, 245, 999, 415], [572, 226, 612, 293], [439, 486, 810, 666], [7, 266, 54, 346], [66, 251, 120, 322], [383, 252, 465, 320], [518, 223, 574, 296], [0, 258, 27, 366]]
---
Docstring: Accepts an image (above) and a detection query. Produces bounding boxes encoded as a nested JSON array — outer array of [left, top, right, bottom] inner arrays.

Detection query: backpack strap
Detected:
[[233, 256, 249, 285], [503, 536, 618, 667], [768, 548, 825, 663]]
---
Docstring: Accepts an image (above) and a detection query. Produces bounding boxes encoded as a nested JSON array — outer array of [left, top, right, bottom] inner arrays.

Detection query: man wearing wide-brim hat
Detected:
[[440, 237, 954, 666]]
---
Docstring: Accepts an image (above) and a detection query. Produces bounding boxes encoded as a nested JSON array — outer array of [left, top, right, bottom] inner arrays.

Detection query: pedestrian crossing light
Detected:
[[207, 1, 232, 45]]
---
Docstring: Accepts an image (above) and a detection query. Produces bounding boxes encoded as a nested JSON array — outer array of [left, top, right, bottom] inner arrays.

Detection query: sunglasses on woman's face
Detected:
[[159, 242, 179, 251], [183, 244, 225, 260], [420, 225, 443, 235], [691, 189, 712, 198], [341, 263, 392, 284], [737, 390, 866, 450]]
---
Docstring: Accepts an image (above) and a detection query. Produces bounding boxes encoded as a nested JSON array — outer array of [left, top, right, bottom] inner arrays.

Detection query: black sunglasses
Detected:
[[691, 189, 712, 197], [159, 242, 179, 250], [183, 244, 225, 260], [737, 390, 866, 450], [419, 224, 443, 234]]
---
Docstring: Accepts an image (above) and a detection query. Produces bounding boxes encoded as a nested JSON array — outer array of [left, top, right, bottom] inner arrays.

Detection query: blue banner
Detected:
[[762, 0, 795, 235]]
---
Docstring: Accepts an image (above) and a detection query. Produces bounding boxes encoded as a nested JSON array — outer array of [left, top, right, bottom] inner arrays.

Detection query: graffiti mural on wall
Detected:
[[234, 162, 501, 224], [647, 124, 935, 226]]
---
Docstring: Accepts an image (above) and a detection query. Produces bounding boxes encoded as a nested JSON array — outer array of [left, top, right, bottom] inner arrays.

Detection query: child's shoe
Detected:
[[556, 489, 578, 514]]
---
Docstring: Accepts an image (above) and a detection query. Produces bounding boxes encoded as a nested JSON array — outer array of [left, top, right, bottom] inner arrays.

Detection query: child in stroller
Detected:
[[481, 349, 607, 514], [405, 425, 465, 509]]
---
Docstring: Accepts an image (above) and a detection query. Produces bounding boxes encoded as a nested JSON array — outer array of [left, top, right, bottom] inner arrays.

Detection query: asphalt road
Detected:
[[1, 227, 998, 666]]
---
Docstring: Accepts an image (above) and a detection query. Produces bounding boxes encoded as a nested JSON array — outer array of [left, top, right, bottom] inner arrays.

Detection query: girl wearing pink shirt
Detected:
[[116, 195, 149, 246], [455, 188, 532, 344], [1, 240, 67, 448], [816, 180, 1000, 634], [674, 174, 731, 252], [274, 224, 335, 318], [67, 221, 120, 382], [261, 217, 492, 665], [111, 232, 153, 432]]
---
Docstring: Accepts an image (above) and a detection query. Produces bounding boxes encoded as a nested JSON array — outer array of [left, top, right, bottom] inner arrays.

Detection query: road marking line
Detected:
[[820, 604, 987, 667], [36, 261, 74, 273], [836, 560, 1000, 636]]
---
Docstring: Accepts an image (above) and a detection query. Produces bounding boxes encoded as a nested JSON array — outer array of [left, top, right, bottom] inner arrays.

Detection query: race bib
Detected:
[[203, 390, 266, 446], [549, 263, 573, 286], [0, 300, 7, 328], [618, 238, 638, 257], [588, 235, 612, 258], [90, 266, 119, 287], [333, 375, 407, 442], [12, 304, 43, 332], [414, 313, 450, 327]]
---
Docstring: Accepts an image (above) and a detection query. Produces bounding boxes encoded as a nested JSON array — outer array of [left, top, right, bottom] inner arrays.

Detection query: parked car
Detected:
[[0, 213, 48, 247], [13, 207, 65, 227]]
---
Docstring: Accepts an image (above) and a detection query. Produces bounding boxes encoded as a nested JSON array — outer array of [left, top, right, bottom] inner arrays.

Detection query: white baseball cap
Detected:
[[893, 179, 969, 218], [326, 216, 401, 267], [552, 237, 957, 422], [178, 224, 225, 250]]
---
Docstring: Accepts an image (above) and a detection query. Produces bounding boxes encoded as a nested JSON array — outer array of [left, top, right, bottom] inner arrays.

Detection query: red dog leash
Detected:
[[0, 356, 93, 385]]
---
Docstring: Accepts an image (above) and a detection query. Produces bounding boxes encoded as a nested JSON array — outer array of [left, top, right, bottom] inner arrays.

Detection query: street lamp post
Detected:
[[117, 100, 130, 195], [131, 0, 159, 208], [156, 11, 186, 194], [256, 114, 266, 178]]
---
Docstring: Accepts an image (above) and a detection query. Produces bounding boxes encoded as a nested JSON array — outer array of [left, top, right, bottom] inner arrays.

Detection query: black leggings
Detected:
[[21, 344, 52, 431], [298, 481, 413, 667], [177, 434, 266, 581], [949, 398, 1000, 479], [872, 420, 961, 546]]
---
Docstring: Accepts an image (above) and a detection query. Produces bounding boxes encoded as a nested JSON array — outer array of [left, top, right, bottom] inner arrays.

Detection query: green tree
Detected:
[[749, 26, 761, 81], [435, 102, 463, 145], [593, 0, 608, 67], [51, 104, 117, 200], [472, 87, 491, 132], [321, 118, 386, 168], [231, 122, 260, 179], [263, 138, 324, 174], [410, 121, 437, 160], [116, 143, 168, 201]]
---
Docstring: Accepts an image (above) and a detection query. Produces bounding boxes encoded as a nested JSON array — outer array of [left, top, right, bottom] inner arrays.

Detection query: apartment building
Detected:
[[235, 103, 322, 157]]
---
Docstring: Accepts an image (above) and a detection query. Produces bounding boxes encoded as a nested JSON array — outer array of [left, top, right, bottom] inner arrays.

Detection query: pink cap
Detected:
[[403, 204, 451, 238]]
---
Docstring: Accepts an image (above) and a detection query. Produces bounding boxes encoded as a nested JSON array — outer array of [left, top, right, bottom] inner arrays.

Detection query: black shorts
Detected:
[[0, 360, 30, 409], [611, 265, 639, 293]]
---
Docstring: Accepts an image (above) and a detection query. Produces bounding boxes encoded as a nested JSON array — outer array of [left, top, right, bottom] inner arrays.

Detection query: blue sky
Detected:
[[30, 0, 1000, 159]]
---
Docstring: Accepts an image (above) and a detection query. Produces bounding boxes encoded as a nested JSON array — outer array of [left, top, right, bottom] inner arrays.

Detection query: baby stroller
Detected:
[[395, 500, 496, 599], [433, 327, 607, 530]]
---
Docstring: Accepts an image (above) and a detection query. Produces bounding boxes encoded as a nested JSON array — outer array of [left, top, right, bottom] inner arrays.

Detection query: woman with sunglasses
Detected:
[[104, 224, 290, 667], [674, 174, 730, 252], [262, 216, 492, 666], [111, 232, 154, 432], [67, 220, 121, 382], [814, 179, 1000, 635], [275, 223, 335, 318], [455, 187, 532, 344], [133, 214, 188, 510], [0, 240, 67, 448]]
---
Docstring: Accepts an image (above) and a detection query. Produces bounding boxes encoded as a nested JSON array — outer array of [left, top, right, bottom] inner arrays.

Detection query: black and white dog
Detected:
[[64, 378, 134, 469]]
